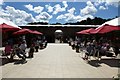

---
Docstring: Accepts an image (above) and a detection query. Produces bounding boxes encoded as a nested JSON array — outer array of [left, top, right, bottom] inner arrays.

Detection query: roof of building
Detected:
[[20, 25, 100, 28]]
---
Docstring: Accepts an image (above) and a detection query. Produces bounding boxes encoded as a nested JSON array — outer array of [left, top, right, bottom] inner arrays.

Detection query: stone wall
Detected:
[[20, 26, 97, 43]]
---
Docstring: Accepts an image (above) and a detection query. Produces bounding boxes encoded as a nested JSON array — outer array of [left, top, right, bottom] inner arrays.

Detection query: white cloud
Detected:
[[68, 7, 75, 14], [87, 1, 94, 6], [0, 6, 36, 25], [57, 7, 94, 23], [0, 7, 10, 17], [25, 4, 44, 14], [99, 6, 107, 10], [80, 1, 97, 15], [45, 5, 54, 13], [94, 0, 119, 7], [14, 19, 27, 26], [57, 11, 82, 22], [56, 5, 94, 23], [104, 0, 119, 5], [74, 16, 82, 21], [94, 0, 119, 10], [0, 0, 3, 5], [62, 1, 68, 8], [24, 4, 33, 11], [56, 14, 66, 20], [0, 7, 11, 21], [65, 14, 82, 22], [33, 6, 44, 13], [65, 13, 77, 22], [94, 0, 105, 6], [35, 12, 52, 22], [53, 4, 66, 14], [81, 15, 94, 21], [52, 1, 68, 15], [64, 13, 94, 22], [105, 1, 119, 7]]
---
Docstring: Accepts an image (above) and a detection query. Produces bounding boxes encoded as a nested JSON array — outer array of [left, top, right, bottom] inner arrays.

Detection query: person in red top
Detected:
[[2, 42, 15, 60], [4, 42, 13, 56]]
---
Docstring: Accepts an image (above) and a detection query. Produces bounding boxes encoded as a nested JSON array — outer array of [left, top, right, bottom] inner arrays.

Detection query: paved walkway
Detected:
[[1, 44, 119, 78]]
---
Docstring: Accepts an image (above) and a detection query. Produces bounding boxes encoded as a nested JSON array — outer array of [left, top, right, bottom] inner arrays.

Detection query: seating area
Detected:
[[68, 36, 120, 62], [1, 36, 48, 64], [0, 11, 119, 79]]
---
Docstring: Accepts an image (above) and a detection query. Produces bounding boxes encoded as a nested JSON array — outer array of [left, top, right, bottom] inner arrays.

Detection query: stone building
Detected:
[[20, 25, 99, 43]]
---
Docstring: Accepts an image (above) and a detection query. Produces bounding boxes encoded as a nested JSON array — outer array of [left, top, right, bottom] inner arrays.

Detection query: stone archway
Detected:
[[54, 30, 63, 43]]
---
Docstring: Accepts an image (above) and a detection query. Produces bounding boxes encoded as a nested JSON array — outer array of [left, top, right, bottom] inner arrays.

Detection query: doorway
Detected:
[[54, 30, 63, 43]]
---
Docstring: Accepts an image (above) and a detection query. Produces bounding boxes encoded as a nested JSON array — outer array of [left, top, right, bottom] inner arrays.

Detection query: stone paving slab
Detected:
[[1, 43, 119, 78]]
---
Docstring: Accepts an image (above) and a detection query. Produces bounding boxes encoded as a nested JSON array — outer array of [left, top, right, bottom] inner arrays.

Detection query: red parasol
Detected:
[[0, 23, 21, 32], [13, 28, 33, 35], [31, 30, 43, 35], [90, 24, 120, 34], [76, 28, 95, 34]]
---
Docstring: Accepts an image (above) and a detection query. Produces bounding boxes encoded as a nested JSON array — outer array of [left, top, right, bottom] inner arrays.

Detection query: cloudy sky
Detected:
[[0, 0, 119, 26]]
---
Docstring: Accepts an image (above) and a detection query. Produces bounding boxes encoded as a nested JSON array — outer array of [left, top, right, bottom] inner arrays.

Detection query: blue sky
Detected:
[[0, 1, 119, 25]]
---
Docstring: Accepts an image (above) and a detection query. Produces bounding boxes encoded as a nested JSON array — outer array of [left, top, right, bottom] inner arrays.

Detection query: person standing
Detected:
[[28, 44, 34, 58]]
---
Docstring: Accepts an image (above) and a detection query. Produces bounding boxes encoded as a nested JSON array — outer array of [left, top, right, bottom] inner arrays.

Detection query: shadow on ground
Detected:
[[0, 58, 13, 66], [88, 60, 101, 67], [14, 59, 27, 65], [88, 58, 120, 68], [0, 57, 27, 66]]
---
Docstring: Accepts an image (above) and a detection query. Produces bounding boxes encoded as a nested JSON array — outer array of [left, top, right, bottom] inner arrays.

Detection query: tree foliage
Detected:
[[28, 17, 113, 25]]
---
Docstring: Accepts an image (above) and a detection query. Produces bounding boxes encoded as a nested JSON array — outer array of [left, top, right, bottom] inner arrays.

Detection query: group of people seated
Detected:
[[2, 40, 27, 63], [1, 36, 48, 63], [68, 37, 120, 61]]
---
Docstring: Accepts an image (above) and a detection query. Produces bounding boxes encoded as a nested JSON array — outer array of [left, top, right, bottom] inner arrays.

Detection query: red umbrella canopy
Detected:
[[0, 23, 21, 32], [13, 28, 33, 35], [76, 28, 95, 34], [31, 31, 43, 35], [90, 24, 120, 34]]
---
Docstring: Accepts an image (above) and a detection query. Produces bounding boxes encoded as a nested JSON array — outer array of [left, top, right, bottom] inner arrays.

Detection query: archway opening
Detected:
[[54, 30, 63, 43]]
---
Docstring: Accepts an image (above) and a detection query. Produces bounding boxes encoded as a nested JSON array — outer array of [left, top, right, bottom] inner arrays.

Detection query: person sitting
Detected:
[[4, 42, 12, 56], [28, 44, 34, 58], [44, 40, 47, 48], [2, 42, 14, 59], [76, 43, 80, 53], [19, 41, 27, 53], [71, 41, 75, 50], [83, 42, 94, 60], [35, 40, 39, 52], [15, 41, 27, 63]]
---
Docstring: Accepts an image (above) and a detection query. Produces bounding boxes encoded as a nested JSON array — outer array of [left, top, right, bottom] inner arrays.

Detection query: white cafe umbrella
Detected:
[[96, 17, 120, 29], [0, 17, 21, 29]]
